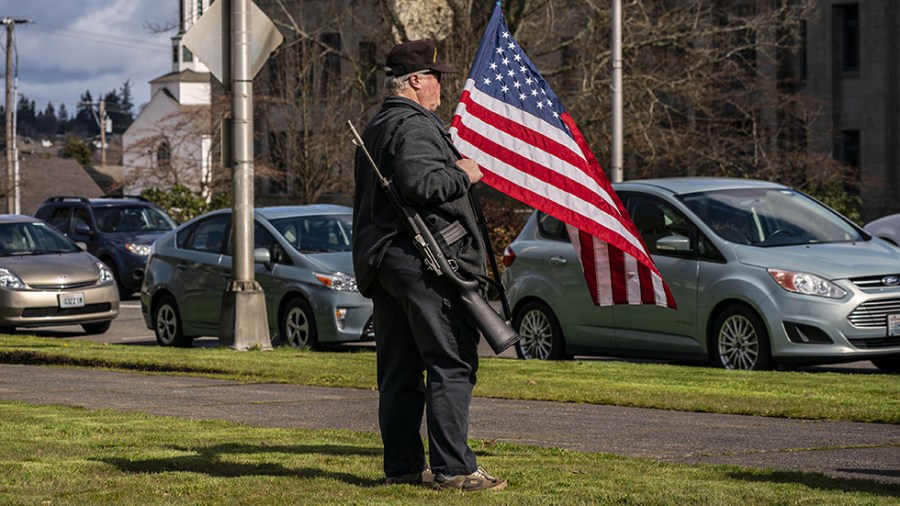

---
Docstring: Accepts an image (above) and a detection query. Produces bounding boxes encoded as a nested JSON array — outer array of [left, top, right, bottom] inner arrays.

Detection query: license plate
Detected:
[[58, 292, 85, 309], [889, 314, 900, 337]]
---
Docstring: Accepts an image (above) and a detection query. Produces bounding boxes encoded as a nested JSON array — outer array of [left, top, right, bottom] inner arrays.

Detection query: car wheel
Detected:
[[513, 300, 567, 360], [712, 304, 773, 371], [82, 321, 111, 334], [281, 297, 318, 350], [871, 357, 900, 374], [154, 295, 191, 347]]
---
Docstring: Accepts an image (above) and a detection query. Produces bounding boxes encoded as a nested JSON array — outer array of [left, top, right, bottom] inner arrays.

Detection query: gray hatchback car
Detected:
[[502, 178, 900, 372], [141, 205, 374, 348]]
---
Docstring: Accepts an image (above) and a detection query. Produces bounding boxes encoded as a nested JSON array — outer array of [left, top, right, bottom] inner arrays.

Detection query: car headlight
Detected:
[[767, 269, 847, 299], [96, 261, 115, 285], [125, 243, 152, 256], [0, 267, 25, 289], [313, 271, 358, 291]]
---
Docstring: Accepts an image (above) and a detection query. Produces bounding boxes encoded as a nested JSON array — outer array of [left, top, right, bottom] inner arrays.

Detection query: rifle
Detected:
[[348, 121, 519, 354]]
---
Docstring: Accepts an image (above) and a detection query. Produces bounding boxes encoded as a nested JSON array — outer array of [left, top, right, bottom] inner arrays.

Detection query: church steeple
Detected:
[[171, 0, 212, 73]]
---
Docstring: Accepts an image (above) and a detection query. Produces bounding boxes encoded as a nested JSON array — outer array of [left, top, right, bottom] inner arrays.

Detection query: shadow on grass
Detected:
[[727, 468, 900, 497], [98, 442, 384, 487]]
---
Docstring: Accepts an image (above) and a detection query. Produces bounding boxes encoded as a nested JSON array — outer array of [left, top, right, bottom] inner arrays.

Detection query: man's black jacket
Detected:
[[352, 96, 486, 297]]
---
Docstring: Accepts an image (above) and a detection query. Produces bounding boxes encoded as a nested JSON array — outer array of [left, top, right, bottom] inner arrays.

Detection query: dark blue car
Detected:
[[34, 196, 177, 297]]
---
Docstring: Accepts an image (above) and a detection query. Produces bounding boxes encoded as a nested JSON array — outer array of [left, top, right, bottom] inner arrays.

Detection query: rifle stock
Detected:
[[348, 121, 519, 354]]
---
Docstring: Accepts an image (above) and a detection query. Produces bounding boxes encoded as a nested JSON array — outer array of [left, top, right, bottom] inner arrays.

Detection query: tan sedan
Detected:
[[0, 215, 119, 334]]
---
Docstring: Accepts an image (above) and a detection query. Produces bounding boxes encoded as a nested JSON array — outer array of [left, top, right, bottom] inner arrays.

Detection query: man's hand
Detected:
[[456, 158, 483, 184]]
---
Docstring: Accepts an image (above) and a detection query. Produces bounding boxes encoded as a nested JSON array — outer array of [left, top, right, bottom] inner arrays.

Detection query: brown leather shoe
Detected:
[[384, 467, 434, 485], [432, 466, 508, 491]]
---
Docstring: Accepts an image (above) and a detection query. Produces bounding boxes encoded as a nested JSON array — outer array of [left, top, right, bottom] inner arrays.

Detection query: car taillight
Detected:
[[502, 245, 516, 267]]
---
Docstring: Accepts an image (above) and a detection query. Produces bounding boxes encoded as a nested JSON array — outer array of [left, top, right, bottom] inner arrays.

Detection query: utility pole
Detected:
[[99, 99, 106, 167], [610, 0, 624, 183], [3, 18, 29, 213]]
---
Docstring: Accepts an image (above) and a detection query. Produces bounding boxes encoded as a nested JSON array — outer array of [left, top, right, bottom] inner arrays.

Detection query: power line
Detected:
[[23, 22, 169, 53]]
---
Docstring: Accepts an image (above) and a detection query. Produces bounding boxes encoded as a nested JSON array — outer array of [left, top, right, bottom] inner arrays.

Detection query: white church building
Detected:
[[122, 0, 213, 197]]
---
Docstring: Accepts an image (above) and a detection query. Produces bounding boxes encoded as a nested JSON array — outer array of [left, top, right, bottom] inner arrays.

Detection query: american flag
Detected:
[[450, 4, 675, 308]]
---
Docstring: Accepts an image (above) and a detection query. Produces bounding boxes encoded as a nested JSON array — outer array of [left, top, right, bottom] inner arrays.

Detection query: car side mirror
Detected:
[[73, 222, 91, 235], [253, 247, 272, 266], [656, 234, 692, 252], [75, 241, 88, 251]]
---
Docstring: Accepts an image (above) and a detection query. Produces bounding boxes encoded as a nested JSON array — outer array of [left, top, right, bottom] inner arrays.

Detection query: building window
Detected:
[[183, 46, 194, 63], [173, 45, 179, 64], [320, 33, 341, 95], [840, 3, 859, 72], [841, 130, 860, 168], [359, 41, 377, 97], [157, 141, 172, 172]]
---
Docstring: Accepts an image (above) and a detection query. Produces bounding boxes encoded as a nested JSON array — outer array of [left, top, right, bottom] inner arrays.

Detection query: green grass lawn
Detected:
[[1, 402, 897, 505], [1, 334, 898, 423]]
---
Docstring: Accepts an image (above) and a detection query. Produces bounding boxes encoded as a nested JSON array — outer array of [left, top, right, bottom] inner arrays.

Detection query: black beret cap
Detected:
[[385, 38, 458, 76]]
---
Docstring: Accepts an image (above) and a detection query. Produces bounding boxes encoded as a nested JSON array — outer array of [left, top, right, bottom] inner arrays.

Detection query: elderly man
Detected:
[[352, 39, 507, 492]]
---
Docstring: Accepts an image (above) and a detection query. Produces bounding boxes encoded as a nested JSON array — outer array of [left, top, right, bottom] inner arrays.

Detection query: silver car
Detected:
[[141, 205, 374, 348], [502, 178, 900, 372], [0, 215, 119, 333]]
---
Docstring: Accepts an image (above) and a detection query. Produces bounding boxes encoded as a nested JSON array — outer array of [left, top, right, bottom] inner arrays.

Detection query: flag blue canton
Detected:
[[468, 9, 569, 134]]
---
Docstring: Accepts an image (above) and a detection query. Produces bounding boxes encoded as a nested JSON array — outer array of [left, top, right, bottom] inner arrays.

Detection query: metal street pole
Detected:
[[219, 0, 271, 350], [611, 0, 624, 183]]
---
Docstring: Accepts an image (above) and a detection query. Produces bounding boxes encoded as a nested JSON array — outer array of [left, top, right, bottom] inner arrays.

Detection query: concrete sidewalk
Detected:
[[0, 363, 897, 485]]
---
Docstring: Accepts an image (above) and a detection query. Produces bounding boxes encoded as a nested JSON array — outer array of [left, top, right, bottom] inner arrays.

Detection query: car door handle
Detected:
[[549, 256, 567, 265]]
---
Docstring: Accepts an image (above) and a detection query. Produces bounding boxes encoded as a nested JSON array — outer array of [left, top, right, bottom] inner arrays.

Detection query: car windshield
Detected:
[[94, 205, 177, 233], [270, 214, 353, 253], [0, 222, 81, 256], [679, 188, 864, 247]]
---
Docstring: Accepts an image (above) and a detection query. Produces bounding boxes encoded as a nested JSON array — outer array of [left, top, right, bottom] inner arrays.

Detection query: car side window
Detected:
[[626, 195, 695, 256], [46, 206, 72, 233], [187, 217, 229, 254], [252, 222, 291, 265], [72, 207, 92, 235], [536, 212, 570, 242]]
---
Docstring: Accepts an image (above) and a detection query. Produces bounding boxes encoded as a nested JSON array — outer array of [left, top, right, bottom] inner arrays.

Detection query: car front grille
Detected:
[[29, 281, 96, 290], [847, 336, 900, 349], [21, 303, 113, 318], [849, 275, 900, 289], [847, 298, 900, 328]]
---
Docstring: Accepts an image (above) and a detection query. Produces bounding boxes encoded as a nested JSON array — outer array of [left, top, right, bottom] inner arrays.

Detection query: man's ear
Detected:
[[408, 73, 422, 91]]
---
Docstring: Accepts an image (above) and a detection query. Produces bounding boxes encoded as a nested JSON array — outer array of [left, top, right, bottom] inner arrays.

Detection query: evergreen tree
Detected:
[[57, 103, 69, 134], [16, 95, 37, 138], [37, 102, 59, 137], [116, 79, 135, 132], [75, 90, 98, 136]]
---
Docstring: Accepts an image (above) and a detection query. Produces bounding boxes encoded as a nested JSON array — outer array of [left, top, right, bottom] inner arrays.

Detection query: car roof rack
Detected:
[[42, 196, 91, 203], [100, 195, 151, 202]]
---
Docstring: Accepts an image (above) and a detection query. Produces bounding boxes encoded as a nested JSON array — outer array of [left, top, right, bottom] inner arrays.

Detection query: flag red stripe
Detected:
[[607, 245, 628, 305]]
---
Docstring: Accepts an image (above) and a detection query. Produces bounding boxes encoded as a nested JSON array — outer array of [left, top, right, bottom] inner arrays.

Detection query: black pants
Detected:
[[370, 242, 479, 478]]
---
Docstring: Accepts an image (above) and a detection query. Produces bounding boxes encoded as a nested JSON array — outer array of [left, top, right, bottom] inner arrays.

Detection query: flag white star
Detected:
[[501, 31, 510, 39], [518, 93, 526, 100], [507, 69, 515, 77], [495, 73, 503, 82], [514, 53, 522, 62], [513, 80, 521, 89], [525, 77, 533, 85], [495, 47, 504, 55], [508, 42, 516, 50], [502, 57, 510, 66], [500, 84, 509, 93], [483, 77, 492, 86], [531, 89, 539, 96], [536, 102, 544, 109], [490, 62, 498, 71]]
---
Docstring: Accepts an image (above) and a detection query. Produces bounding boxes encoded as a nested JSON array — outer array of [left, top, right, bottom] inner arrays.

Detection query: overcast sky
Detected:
[[1, 0, 178, 118]]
